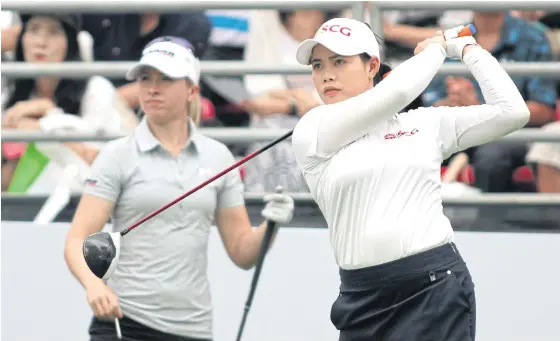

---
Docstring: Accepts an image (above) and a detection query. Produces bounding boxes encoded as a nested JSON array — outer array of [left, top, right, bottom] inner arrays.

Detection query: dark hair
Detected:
[[358, 22, 392, 84], [359, 53, 392, 84], [5, 15, 88, 115]]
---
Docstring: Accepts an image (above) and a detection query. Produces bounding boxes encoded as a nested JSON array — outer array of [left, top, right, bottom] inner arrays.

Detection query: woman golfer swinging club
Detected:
[[291, 18, 529, 341], [64, 36, 295, 341]]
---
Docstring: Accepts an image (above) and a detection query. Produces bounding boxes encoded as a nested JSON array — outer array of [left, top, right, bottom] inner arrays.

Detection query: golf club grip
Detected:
[[459, 24, 476, 37], [120, 130, 293, 236], [235, 219, 277, 341]]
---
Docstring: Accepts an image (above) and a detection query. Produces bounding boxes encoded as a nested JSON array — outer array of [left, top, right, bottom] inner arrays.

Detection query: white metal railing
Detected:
[[2, 128, 560, 144], [3, 61, 560, 78], [1, 0, 351, 12], [2, 0, 559, 80], [1, 192, 559, 207], [243, 192, 560, 207], [2, 0, 559, 12], [374, 0, 560, 11]]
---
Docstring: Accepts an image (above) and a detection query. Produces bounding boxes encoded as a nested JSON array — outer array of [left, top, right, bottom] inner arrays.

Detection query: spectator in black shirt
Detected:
[[81, 12, 211, 110]]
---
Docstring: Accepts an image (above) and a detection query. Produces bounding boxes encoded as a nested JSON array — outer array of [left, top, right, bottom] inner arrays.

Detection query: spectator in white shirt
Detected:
[[240, 10, 338, 193]]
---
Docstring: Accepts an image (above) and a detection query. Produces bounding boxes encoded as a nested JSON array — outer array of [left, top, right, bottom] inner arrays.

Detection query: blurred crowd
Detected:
[[1, 6, 559, 197]]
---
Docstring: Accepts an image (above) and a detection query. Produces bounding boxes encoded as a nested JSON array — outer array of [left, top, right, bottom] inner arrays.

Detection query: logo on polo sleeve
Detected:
[[85, 178, 98, 186]]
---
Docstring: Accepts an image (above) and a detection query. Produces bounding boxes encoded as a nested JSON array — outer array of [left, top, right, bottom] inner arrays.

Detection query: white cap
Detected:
[[126, 40, 201, 84], [296, 18, 380, 65]]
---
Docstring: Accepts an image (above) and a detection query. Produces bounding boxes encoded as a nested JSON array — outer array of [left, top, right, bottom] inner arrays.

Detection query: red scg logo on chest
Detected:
[[384, 128, 419, 140]]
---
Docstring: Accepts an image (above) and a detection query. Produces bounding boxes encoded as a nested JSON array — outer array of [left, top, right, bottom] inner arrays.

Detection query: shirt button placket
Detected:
[[177, 154, 186, 211]]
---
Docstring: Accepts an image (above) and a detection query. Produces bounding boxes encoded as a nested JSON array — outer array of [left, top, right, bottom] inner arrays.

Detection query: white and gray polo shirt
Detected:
[[83, 117, 245, 339]]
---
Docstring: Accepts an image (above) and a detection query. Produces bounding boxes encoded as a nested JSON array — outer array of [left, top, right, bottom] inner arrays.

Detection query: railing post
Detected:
[[368, 2, 385, 61], [351, 1, 366, 21]]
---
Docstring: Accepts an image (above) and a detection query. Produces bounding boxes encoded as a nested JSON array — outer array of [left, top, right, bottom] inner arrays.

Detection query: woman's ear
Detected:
[[187, 84, 200, 102], [368, 56, 380, 78]]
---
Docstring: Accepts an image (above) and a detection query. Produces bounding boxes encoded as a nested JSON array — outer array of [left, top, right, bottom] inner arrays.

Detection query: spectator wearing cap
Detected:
[[422, 11, 557, 193], [1, 14, 129, 192]]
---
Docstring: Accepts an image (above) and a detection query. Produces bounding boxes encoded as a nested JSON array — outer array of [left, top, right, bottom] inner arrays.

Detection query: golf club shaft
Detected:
[[235, 218, 278, 341], [120, 130, 293, 237]]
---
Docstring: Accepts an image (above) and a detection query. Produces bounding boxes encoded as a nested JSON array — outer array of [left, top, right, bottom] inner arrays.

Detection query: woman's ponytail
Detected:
[[187, 93, 202, 126], [375, 63, 393, 83]]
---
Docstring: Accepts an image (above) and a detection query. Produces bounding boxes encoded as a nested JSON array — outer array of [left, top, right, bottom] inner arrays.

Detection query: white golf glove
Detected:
[[443, 25, 478, 60], [261, 193, 295, 224]]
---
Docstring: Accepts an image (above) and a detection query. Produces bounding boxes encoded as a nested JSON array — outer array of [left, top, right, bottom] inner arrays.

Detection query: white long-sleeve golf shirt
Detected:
[[292, 44, 530, 269]]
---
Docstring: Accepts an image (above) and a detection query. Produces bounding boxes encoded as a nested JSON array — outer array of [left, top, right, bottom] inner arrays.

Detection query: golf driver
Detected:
[[82, 129, 293, 280]]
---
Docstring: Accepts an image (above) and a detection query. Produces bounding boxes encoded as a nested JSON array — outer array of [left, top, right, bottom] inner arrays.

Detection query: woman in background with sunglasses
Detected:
[[64, 36, 295, 341]]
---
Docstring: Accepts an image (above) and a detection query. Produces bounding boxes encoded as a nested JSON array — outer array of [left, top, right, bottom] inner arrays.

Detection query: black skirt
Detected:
[[89, 315, 211, 341], [330, 242, 476, 341]]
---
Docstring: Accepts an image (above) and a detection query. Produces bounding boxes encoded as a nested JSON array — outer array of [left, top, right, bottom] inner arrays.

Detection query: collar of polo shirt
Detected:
[[295, 17, 380, 65], [135, 116, 200, 153]]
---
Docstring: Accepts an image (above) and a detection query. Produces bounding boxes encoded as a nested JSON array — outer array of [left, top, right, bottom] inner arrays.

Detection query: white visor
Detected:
[[296, 18, 381, 65], [126, 41, 200, 84]]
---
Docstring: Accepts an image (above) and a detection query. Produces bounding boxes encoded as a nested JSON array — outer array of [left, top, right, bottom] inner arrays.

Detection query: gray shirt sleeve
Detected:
[[83, 142, 122, 202], [216, 146, 245, 209]]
